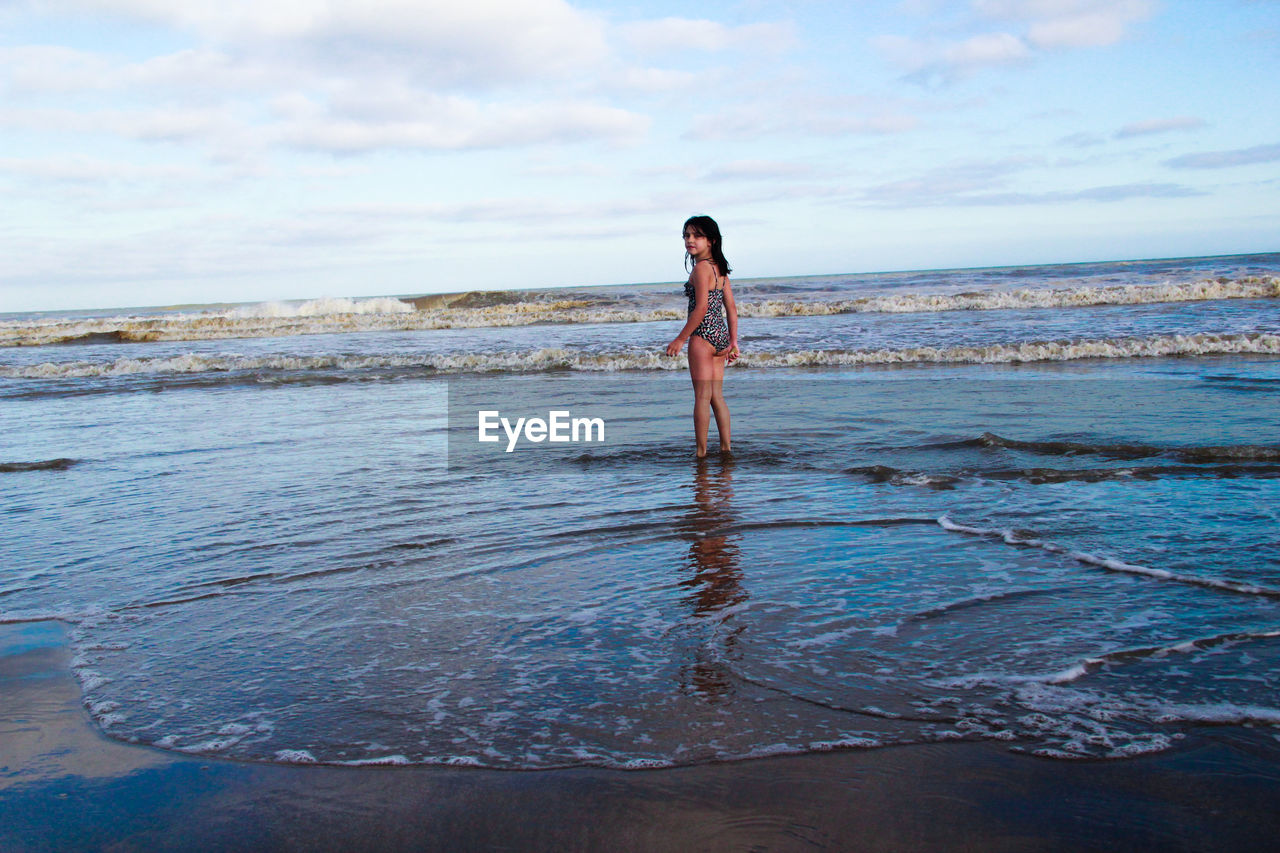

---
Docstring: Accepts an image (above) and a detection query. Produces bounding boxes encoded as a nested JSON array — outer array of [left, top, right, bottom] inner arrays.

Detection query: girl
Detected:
[[665, 215, 739, 457]]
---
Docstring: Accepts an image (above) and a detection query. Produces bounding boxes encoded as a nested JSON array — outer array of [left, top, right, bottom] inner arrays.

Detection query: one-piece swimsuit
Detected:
[[685, 264, 730, 353]]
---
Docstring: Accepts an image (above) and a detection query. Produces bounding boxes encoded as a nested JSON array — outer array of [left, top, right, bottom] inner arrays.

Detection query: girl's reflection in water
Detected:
[[677, 454, 744, 701]]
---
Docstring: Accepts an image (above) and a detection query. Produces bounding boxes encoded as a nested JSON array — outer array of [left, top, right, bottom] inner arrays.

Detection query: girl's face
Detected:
[[683, 228, 711, 259]]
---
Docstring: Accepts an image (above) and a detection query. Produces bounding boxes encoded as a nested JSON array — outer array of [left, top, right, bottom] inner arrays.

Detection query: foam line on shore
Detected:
[[942, 628, 1280, 688], [937, 516, 1280, 599]]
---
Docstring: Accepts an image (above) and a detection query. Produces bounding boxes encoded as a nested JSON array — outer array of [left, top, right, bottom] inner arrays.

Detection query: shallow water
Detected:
[[2, 254, 1279, 768]]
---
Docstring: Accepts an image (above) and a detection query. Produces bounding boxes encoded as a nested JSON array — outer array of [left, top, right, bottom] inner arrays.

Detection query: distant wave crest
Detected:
[[1, 277, 1275, 347], [741, 276, 1279, 318], [232, 297, 415, 319]]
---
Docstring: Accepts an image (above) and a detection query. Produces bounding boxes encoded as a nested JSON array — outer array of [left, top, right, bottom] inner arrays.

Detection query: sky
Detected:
[[1, 0, 1278, 312]]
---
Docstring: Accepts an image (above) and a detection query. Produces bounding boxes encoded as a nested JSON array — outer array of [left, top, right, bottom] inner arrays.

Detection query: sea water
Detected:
[[1, 253, 1278, 767]]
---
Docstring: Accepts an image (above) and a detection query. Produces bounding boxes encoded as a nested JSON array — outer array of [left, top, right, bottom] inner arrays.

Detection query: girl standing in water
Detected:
[[666, 215, 739, 457]]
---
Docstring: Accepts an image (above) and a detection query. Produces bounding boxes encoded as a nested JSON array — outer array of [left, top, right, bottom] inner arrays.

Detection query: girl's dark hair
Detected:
[[683, 215, 732, 278]]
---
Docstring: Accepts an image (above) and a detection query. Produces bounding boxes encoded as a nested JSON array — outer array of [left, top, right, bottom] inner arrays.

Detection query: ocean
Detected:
[[2, 252, 1278, 769]]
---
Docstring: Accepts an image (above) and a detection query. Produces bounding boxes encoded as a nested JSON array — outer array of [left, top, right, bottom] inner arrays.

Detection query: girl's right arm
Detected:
[[723, 278, 740, 363]]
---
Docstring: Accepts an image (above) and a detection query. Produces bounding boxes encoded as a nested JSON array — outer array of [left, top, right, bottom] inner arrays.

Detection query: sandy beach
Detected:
[[5, 622, 1280, 852]]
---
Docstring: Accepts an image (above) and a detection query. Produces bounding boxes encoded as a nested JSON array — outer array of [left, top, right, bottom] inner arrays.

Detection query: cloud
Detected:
[[874, 32, 1031, 83], [975, 0, 1158, 48], [0, 45, 116, 93], [863, 157, 1036, 203], [0, 155, 197, 183], [48, 0, 610, 88], [4, 5, 659, 157], [861, 155, 1202, 206], [1114, 116, 1206, 138], [881, 0, 1158, 83], [702, 160, 817, 182], [876, 181, 1202, 206], [0, 45, 294, 96], [274, 96, 648, 152], [606, 67, 698, 94], [617, 18, 797, 55], [0, 105, 241, 143], [1164, 142, 1280, 169], [687, 95, 921, 141], [1070, 182, 1200, 201], [1058, 131, 1106, 147]]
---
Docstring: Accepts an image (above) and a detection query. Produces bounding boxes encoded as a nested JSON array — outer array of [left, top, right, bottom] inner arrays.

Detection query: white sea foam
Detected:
[[808, 736, 881, 750], [1152, 703, 1280, 725], [444, 755, 484, 767], [76, 670, 111, 692], [177, 737, 246, 754], [339, 755, 413, 766]]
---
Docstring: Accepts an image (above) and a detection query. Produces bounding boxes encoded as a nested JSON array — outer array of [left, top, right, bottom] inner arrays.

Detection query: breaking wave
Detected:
[[742, 275, 1279, 318], [2, 277, 1276, 347], [4, 332, 1277, 383]]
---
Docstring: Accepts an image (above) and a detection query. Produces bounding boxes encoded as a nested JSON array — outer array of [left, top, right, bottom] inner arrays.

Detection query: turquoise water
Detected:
[[2, 254, 1278, 767]]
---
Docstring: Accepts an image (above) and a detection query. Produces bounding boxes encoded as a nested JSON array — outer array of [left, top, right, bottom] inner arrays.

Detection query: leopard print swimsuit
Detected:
[[684, 263, 730, 353]]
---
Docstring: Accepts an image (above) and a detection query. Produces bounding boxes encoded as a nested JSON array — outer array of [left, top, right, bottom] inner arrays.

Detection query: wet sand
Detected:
[[4, 622, 1280, 852]]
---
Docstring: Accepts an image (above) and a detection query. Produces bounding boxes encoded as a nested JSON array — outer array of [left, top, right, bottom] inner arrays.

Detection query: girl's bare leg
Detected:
[[709, 352, 730, 452], [688, 337, 718, 457], [689, 337, 730, 457]]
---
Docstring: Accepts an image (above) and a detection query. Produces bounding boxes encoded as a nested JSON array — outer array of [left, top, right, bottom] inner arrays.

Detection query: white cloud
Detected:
[[0, 105, 240, 143], [865, 158, 1028, 204], [4, 5, 654, 157], [0, 45, 115, 93], [974, 0, 1157, 48], [51, 0, 610, 87], [606, 67, 699, 94], [866, 173, 1201, 206], [687, 95, 921, 140], [942, 31, 1032, 65], [881, 0, 1157, 83], [274, 97, 648, 152], [0, 155, 197, 183], [703, 160, 817, 182], [874, 32, 1031, 82], [0, 44, 308, 99], [617, 18, 796, 55]]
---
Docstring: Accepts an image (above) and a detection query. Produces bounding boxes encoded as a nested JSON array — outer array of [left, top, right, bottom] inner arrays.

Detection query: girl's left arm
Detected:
[[723, 279, 740, 363]]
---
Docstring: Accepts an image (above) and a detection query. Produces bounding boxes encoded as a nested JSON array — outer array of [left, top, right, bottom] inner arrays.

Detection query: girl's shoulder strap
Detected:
[[701, 258, 723, 290]]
